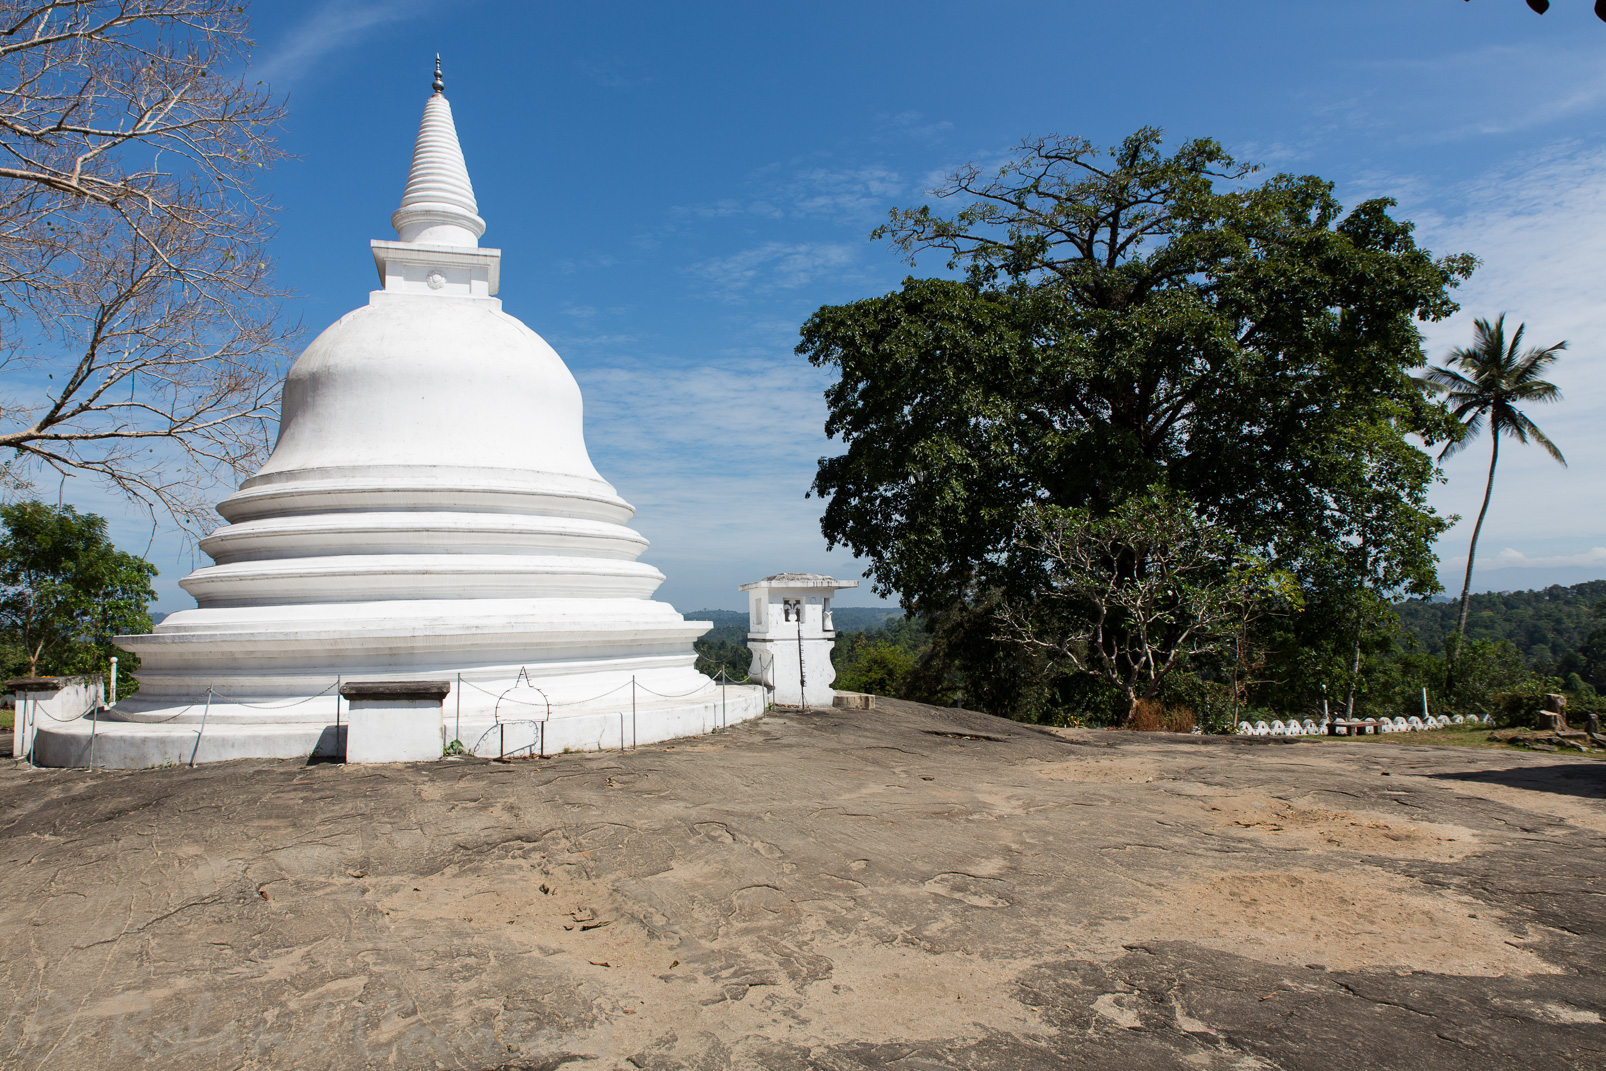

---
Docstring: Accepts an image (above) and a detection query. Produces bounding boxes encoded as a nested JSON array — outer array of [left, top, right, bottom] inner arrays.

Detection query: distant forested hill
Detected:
[[1394, 581, 1606, 670], [684, 610, 747, 629], [685, 606, 906, 682], [682, 607, 900, 632]]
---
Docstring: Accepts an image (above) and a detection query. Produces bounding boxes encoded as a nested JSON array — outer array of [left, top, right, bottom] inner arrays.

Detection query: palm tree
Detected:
[[1423, 314, 1567, 669]]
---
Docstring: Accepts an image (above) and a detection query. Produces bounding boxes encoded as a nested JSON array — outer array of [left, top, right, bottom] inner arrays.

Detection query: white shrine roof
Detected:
[[739, 573, 860, 591]]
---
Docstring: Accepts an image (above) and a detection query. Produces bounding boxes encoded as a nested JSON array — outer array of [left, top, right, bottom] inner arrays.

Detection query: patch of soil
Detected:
[[1126, 867, 1555, 975], [1208, 794, 1479, 860]]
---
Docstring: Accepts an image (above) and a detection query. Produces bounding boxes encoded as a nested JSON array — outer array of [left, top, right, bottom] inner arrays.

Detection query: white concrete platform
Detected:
[[32, 684, 766, 769]]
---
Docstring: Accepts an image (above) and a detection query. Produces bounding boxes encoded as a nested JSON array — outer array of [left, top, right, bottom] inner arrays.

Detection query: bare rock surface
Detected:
[[1, 698, 1602, 1070]]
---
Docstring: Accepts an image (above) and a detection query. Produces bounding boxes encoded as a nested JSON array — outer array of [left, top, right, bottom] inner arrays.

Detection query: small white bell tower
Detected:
[[741, 573, 859, 708]]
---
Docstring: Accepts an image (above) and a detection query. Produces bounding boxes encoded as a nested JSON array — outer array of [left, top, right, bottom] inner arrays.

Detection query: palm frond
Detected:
[[1502, 317, 1525, 362], [1511, 338, 1567, 382], [1419, 365, 1477, 394], [1511, 378, 1562, 403], [1507, 409, 1566, 466], [1438, 410, 1485, 460], [1455, 314, 1509, 372]]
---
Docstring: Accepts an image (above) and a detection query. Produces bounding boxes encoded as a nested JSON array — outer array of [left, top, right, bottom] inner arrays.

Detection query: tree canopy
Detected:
[[799, 130, 1473, 719], [0, 500, 155, 688]]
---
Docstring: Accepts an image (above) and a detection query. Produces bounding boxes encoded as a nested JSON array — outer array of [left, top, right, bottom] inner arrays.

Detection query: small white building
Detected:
[[741, 574, 858, 708]]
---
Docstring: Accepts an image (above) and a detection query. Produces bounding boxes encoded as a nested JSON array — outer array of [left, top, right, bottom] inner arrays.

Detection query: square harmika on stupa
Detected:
[[34, 62, 765, 769]]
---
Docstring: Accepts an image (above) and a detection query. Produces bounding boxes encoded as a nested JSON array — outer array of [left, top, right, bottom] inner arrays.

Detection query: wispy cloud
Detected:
[[1447, 547, 1606, 571], [673, 197, 782, 222], [689, 241, 862, 300], [574, 56, 656, 91], [668, 162, 908, 228], [1231, 137, 1319, 170], [574, 352, 877, 607], [584, 356, 828, 469], [1406, 141, 1606, 410], [872, 110, 953, 143], [1336, 43, 1606, 143], [782, 165, 905, 219], [254, 0, 430, 88], [553, 252, 622, 274]]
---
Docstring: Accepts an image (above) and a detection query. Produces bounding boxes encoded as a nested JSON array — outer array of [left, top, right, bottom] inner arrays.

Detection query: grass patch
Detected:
[[0, 707, 11, 731]]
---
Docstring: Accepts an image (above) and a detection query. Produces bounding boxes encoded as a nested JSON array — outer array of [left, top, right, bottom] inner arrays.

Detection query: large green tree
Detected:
[[799, 130, 1470, 719], [0, 501, 155, 689]]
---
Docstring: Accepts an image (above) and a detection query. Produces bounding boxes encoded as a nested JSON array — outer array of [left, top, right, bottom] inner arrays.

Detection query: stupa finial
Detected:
[[432, 53, 444, 94], [390, 71, 485, 246]]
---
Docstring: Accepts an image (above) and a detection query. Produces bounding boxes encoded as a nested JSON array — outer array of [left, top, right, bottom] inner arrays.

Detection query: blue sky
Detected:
[[69, 0, 1606, 613]]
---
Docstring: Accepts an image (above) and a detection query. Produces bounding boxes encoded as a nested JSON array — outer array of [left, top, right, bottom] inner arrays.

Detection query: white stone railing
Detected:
[[1234, 713, 1492, 736]]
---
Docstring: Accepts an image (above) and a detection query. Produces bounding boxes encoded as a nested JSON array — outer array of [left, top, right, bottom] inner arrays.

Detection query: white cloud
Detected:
[[689, 241, 862, 299], [572, 352, 881, 609], [554, 253, 623, 274], [573, 56, 656, 91], [1363, 44, 1606, 141], [780, 165, 905, 220], [668, 164, 907, 228], [872, 111, 954, 143], [253, 0, 429, 88], [1288, 42, 1606, 150], [674, 198, 780, 222]]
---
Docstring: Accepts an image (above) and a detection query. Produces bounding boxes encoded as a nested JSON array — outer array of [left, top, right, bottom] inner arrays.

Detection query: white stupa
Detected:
[[35, 62, 764, 768]]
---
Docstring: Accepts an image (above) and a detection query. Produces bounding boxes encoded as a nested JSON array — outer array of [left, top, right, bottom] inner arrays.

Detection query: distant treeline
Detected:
[[691, 583, 1606, 728], [1394, 581, 1606, 686]]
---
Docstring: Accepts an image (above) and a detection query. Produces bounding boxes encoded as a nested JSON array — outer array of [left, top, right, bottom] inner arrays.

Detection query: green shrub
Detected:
[[1486, 679, 1559, 729], [835, 642, 917, 697]]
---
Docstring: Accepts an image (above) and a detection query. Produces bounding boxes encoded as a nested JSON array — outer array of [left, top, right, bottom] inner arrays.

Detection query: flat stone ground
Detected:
[[1, 700, 1602, 1071]]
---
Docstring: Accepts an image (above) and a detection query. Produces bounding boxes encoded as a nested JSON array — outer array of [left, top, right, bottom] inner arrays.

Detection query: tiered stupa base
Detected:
[[34, 688, 763, 769], [34, 599, 766, 768]]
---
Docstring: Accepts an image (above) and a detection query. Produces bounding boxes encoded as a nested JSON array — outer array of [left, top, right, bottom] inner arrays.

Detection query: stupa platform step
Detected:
[[31, 686, 766, 769]]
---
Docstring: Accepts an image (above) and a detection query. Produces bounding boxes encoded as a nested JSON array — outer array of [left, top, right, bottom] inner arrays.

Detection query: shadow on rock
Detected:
[[1426, 763, 1606, 800]]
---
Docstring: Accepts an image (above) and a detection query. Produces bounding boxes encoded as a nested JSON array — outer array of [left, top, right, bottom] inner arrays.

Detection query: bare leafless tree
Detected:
[[0, 1, 291, 528], [996, 490, 1294, 723]]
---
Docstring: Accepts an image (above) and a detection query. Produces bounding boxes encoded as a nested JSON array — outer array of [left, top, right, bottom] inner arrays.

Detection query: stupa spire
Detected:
[[390, 56, 485, 246]]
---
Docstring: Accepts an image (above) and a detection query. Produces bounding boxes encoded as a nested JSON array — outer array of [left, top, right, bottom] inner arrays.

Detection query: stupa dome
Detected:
[[33, 62, 764, 768], [223, 298, 622, 524]]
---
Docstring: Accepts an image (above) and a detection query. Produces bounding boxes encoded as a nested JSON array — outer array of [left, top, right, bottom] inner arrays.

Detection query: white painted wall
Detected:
[[11, 677, 103, 760]]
